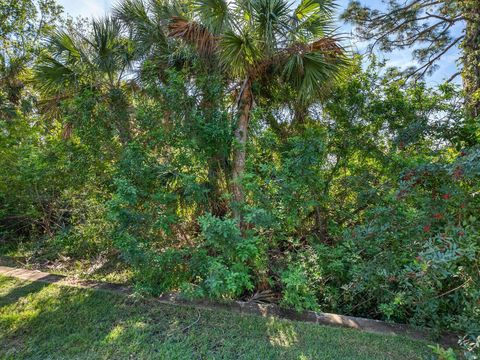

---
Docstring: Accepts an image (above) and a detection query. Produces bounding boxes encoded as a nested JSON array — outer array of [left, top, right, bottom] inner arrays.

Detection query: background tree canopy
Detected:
[[343, 0, 480, 118], [0, 0, 479, 356]]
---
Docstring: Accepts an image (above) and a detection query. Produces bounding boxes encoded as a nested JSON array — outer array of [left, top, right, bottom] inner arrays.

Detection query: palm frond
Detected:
[[309, 36, 344, 55], [150, 0, 185, 22], [114, 0, 149, 25], [34, 15, 136, 97], [219, 30, 259, 77], [280, 36, 349, 101], [294, 0, 336, 19], [195, 0, 232, 34], [33, 54, 77, 95], [250, 0, 291, 52], [87, 17, 135, 84], [47, 30, 83, 63], [168, 16, 218, 56], [292, 0, 336, 40], [114, 0, 169, 54]]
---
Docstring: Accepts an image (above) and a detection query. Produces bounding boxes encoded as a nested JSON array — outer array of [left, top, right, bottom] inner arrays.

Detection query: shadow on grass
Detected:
[[0, 278, 49, 308], [0, 278, 432, 360]]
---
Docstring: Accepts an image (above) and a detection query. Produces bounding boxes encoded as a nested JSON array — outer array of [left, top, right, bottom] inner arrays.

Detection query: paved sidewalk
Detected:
[[0, 265, 131, 293]]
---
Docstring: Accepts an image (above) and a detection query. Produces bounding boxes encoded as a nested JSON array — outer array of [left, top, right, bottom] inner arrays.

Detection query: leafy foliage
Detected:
[[342, 0, 480, 118], [0, 1, 479, 357]]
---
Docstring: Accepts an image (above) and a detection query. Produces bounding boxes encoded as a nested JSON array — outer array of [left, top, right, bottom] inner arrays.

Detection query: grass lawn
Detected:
[[0, 275, 433, 359]]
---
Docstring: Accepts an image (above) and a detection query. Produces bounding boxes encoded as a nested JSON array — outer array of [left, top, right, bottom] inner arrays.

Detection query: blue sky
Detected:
[[58, 0, 461, 85]]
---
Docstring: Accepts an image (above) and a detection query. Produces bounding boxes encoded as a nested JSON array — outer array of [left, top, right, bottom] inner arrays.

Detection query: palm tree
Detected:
[[115, 0, 234, 217], [0, 55, 27, 119], [114, 0, 348, 227], [168, 0, 348, 226], [33, 17, 135, 144]]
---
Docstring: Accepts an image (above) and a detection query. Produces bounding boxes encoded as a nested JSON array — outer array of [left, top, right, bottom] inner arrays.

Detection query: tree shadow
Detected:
[[0, 278, 50, 308], [0, 280, 431, 360]]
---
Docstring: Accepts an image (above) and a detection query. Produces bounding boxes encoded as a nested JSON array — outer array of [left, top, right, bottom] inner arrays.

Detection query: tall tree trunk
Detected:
[[292, 103, 308, 128], [208, 155, 227, 217], [232, 78, 253, 228], [109, 88, 131, 145], [461, 0, 480, 119], [314, 205, 329, 244], [200, 75, 228, 217]]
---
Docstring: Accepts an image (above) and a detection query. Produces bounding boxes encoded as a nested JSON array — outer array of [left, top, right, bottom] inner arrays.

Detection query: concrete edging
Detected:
[[0, 265, 457, 347]]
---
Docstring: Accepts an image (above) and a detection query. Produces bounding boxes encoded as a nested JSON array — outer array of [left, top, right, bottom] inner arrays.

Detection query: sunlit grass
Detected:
[[0, 275, 433, 359]]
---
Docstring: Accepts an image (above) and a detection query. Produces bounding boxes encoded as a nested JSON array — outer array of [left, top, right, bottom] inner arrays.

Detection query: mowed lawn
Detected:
[[0, 275, 432, 359]]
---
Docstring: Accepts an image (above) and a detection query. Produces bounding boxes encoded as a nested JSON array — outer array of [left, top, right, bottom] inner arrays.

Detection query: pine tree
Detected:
[[343, 0, 480, 119]]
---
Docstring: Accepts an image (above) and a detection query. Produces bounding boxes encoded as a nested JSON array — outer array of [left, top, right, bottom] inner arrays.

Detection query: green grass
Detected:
[[0, 275, 433, 360]]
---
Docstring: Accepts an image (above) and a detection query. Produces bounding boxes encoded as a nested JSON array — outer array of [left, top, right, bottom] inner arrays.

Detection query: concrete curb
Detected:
[[0, 265, 458, 347]]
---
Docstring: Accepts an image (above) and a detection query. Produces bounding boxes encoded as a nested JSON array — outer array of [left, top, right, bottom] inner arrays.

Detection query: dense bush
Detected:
[[1, 0, 479, 356]]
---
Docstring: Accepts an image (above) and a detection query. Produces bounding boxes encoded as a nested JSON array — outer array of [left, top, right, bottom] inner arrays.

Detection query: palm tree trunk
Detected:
[[462, 0, 480, 119], [292, 104, 308, 128], [232, 78, 253, 228], [108, 88, 131, 145]]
